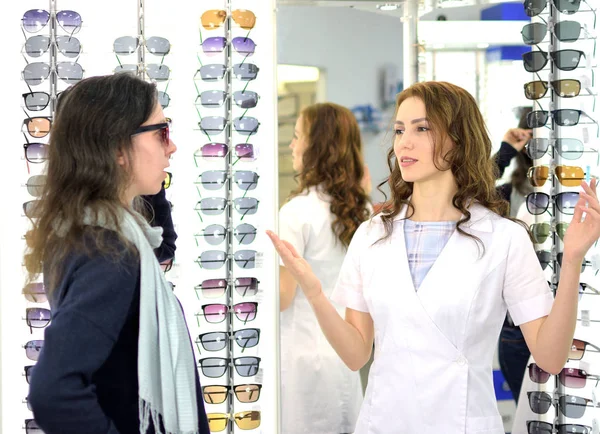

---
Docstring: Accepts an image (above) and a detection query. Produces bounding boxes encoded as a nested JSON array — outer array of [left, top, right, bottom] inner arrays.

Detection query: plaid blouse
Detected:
[[404, 220, 456, 291]]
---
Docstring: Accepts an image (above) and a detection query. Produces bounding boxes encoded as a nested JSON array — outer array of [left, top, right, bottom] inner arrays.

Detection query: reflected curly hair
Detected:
[[376, 81, 512, 254], [289, 102, 371, 248]]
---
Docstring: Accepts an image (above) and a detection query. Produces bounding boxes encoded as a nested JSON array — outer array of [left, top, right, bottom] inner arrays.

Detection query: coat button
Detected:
[[455, 356, 467, 366]]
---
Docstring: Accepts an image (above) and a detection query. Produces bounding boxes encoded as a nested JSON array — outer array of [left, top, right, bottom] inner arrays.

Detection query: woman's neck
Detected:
[[409, 179, 462, 222]]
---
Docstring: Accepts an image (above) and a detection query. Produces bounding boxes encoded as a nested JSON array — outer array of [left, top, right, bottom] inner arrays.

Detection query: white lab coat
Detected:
[[279, 186, 363, 434], [331, 203, 554, 434]]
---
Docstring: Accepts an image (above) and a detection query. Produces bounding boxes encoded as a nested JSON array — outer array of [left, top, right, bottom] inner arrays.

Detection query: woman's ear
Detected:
[[116, 149, 127, 167]]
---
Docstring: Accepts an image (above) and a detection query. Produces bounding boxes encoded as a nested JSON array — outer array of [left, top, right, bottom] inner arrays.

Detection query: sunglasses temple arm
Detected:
[[22, 53, 30, 65], [199, 29, 203, 45], [164, 80, 170, 94], [242, 81, 250, 93]]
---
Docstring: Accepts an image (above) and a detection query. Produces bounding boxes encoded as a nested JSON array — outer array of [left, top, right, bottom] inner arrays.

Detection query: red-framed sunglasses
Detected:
[[132, 117, 171, 145]]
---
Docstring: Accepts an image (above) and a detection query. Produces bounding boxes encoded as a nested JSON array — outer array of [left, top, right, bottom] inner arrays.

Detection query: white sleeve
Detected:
[[503, 224, 554, 326], [330, 223, 369, 312], [278, 200, 309, 265]]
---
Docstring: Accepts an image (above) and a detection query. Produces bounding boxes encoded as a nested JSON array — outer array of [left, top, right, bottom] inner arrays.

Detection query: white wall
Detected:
[[277, 6, 403, 201]]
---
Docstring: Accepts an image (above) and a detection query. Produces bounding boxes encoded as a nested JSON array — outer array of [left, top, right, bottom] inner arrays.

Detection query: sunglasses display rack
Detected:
[[513, 0, 600, 432]]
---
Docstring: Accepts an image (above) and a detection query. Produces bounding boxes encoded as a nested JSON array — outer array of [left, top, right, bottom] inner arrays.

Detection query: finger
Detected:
[[281, 240, 302, 259], [571, 196, 586, 224], [581, 181, 597, 200], [577, 204, 600, 223], [266, 231, 290, 256], [579, 192, 600, 213]]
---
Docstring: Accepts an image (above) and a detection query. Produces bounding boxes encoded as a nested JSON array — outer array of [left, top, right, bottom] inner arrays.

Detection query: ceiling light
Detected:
[[377, 4, 400, 11]]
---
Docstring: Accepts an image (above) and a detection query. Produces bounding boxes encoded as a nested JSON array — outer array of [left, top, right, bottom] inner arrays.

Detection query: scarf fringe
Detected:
[[140, 398, 201, 434]]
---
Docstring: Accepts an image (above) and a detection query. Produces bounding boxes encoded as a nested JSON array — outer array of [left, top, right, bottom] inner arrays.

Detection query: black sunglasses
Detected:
[[132, 118, 171, 144]]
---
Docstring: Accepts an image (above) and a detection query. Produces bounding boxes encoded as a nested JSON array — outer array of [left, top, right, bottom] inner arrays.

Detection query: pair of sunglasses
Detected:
[[113, 36, 170, 56], [528, 391, 599, 418], [25, 308, 51, 333], [536, 250, 590, 272], [114, 63, 170, 81], [24, 419, 42, 434], [196, 170, 259, 192], [198, 356, 260, 378], [194, 197, 259, 222], [195, 277, 260, 299], [199, 116, 260, 136], [22, 9, 82, 34], [527, 420, 594, 434], [530, 222, 569, 243], [24, 35, 81, 58], [24, 340, 44, 361], [523, 49, 586, 73], [198, 302, 258, 324], [524, 0, 593, 17], [22, 61, 84, 86], [195, 63, 259, 82], [132, 118, 171, 145], [196, 223, 257, 246], [23, 141, 48, 164], [527, 165, 588, 187], [207, 411, 261, 432], [201, 9, 257, 30], [524, 79, 583, 99], [528, 363, 600, 388], [527, 109, 597, 129], [195, 328, 260, 353], [196, 90, 259, 109], [23, 116, 51, 138], [23, 200, 42, 219], [526, 137, 597, 160], [194, 143, 256, 164], [201, 37, 256, 56], [202, 384, 262, 404], [22, 91, 63, 111], [24, 365, 35, 384], [23, 282, 46, 303], [527, 191, 579, 215], [522, 20, 594, 45]]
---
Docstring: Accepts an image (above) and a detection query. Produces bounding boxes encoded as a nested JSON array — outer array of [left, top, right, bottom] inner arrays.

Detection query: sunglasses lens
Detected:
[[234, 384, 261, 403], [203, 386, 228, 404], [553, 0, 581, 14], [232, 10, 257, 30], [529, 363, 551, 383], [233, 91, 259, 108], [198, 197, 227, 216], [555, 21, 582, 42], [557, 425, 593, 434], [234, 302, 257, 322], [57, 62, 83, 83], [199, 250, 227, 270], [526, 138, 549, 159], [23, 63, 50, 86], [556, 192, 579, 215], [25, 418, 42, 434], [527, 111, 549, 128], [528, 391, 552, 414], [199, 64, 226, 81], [524, 0, 546, 16], [146, 36, 170, 55], [234, 223, 257, 245], [203, 303, 227, 323], [556, 138, 584, 160], [25, 117, 51, 138], [527, 420, 553, 434], [553, 109, 581, 126], [147, 64, 170, 81], [23, 282, 47, 303], [22, 9, 50, 32], [207, 413, 228, 432], [560, 368, 587, 388], [234, 171, 259, 191], [524, 81, 548, 100], [201, 10, 227, 30], [233, 197, 259, 216], [536, 250, 552, 270], [203, 224, 227, 245], [26, 308, 51, 328], [559, 395, 587, 418], [202, 36, 227, 54], [25, 36, 50, 58], [530, 223, 550, 244], [56, 10, 82, 33], [201, 143, 228, 159], [23, 201, 41, 219], [200, 170, 227, 190], [113, 36, 138, 54], [555, 165, 584, 187], [570, 339, 585, 360], [200, 116, 227, 134], [157, 91, 170, 108], [200, 332, 228, 351], [233, 117, 259, 135], [234, 357, 259, 376], [234, 411, 261, 430], [114, 64, 138, 74], [529, 165, 549, 187], [199, 90, 226, 107], [552, 50, 583, 71], [233, 63, 259, 81], [235, 277, 259, 297], [56, 36, 81, 58], [24, 365, 35, 384], [234, 250, 257, 269], [235, 144, 255, 161], [26, 175, 46, 197], [522, 23, 547, 45], [234, 328, 260, 349], [199, 278, 227, 298], [523, 51, 548, 73], [24, 92, 50, 111], [552, 79, 581, 97], [556, 222, 569, 240], [231, 37, 256, 55], [25, 340, 44, 361]]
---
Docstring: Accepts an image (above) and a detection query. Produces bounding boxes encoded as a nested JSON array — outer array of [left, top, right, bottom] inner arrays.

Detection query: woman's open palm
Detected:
[[266, 230, 322, 300], [563, 179, 600, 260]]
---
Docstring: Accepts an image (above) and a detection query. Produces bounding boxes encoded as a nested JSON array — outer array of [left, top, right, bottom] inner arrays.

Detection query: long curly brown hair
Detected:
[[289, 102, 371, 248], [376, 81, 512, 254], [23, 74, 157, 293]]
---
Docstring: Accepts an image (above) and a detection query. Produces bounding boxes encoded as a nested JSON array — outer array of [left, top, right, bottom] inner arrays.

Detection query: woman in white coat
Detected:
[[268, 82, 600, 434], [278, 102, 371, 434]]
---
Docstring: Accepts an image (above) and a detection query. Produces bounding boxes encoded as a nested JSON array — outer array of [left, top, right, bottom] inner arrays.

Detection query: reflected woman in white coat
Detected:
[[268, 82, 600, 434], [278, 102, 371, 434]]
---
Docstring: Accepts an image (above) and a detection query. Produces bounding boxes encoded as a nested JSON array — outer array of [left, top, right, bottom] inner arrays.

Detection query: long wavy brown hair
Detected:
[[376, 81, 513, 254], [23, 73, 157, 293], [288, 102, 371, 248]]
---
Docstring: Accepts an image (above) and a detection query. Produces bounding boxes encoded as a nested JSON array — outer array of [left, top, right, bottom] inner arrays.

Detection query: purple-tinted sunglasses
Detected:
[[201, 37, 256, 56], [22, 9, 82, 34]]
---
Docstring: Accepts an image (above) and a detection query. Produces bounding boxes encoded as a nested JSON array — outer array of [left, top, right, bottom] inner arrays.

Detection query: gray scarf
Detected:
[[86, 208, 199, 434]]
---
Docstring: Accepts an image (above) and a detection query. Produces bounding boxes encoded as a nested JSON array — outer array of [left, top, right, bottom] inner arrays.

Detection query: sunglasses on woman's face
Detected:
[[201, 9, 257, 30], [197, 302, 258, 324], [202, 384, 262, 404], [195, 328, 260, 353], [194, 277, 260, 299], [194, 63, 259, 82], [22, 9, 82, 34], [207, 411, 261, 432], [198, 356, 261, 378], [528, 363, 600, 388], [526, 137, 598, 160], [132, 118, 171, 145], [526, 420, 594, 434]]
